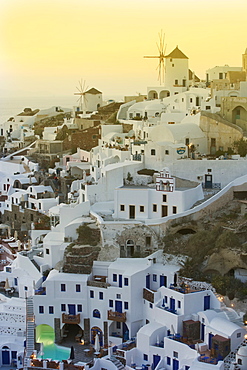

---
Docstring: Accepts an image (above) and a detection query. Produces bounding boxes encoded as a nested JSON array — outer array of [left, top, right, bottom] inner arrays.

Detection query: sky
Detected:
[[0, 0, 247, 99]]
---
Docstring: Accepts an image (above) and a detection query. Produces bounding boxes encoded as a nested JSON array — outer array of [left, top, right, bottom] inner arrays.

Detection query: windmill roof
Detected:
[[85, 88, 102, 95], [166, 46, 188, 59]]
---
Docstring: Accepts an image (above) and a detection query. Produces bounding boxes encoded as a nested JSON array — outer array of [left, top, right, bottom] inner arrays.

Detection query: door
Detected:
[[209, 333, 214, 349], [119, 275, 122, 288], [204, 295, 210, 310], [162, 205, 168, 217], [68, 304, 76, 315], [160, 275, 167, 287], [170, 297, 175, 312], [205, 174, 212, 189], [129, 205, 135, 219], [115, 301, 122, 313], [172, 359, 179, 370], [153, 355, 161, 370], [201, 323, 205, 341], [146, 275, 150, 289], [2, 349, 10, 365]]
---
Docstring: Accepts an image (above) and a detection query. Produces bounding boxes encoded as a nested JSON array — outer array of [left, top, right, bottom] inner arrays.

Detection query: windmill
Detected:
[[74, 79, 89, 113], [144, 30, 167, 85]]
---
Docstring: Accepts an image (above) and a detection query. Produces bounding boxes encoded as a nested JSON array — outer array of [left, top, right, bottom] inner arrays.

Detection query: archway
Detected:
[[159, 90, 170, 99], [1, 346, 10, 365], [91, 326, 103, 346], [232, 105, 247, 124], [61, 323, 84, 343], [148, 90, 158, 100], [126, 239, 135, 257]]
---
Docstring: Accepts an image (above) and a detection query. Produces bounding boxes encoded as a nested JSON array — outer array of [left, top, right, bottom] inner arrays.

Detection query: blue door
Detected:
[[201, 323, 205, 341], [172, 359, 179, 370], [119, 275, 122, 288], [160, 275, 167, 287], [115, 301, 122, 313], [2, 349, 10, 365], [153, 355, 160, 369], [204, 296, 210, 310], [68, 304, 76, 315], [209, 333, 214, 349], [170, 297, 175, 311], [146, 275, 150, 289]]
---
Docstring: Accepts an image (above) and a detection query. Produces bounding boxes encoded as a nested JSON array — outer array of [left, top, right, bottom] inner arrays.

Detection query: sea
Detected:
[[0, 94, 123, 123]]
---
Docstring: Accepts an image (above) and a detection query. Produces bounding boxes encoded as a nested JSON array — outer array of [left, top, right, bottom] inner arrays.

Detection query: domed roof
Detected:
[[237, 344, 247, 357]]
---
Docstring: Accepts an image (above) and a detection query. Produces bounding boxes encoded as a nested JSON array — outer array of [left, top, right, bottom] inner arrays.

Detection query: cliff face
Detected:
[[62, 223, 101, 274], [163, 199, 247, 278]]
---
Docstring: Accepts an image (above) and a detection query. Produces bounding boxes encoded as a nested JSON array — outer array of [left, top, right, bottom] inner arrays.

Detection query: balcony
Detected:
[[108, 310, 126, 322], [62, 313, 80, 324], [143, 288, 154, 303], [35, 287, 46, 295]]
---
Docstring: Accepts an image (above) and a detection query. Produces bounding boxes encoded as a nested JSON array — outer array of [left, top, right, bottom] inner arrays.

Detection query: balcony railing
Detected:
[[143, 288, 154, 303], [62, 313, 80, 324], [108, 310, 126, 322]]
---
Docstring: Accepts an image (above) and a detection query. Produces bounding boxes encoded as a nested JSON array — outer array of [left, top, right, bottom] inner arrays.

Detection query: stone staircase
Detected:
[[107, 355, 125, 370], [23, 297, 35, 370]]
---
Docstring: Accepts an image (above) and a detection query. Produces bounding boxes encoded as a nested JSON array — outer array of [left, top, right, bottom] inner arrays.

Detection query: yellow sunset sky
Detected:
[[0, 0, 247, 99]]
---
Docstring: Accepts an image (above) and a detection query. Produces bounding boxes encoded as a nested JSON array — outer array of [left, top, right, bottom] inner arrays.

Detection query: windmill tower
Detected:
[[74, 79, 89, 114], [144, 30, 167, 85]]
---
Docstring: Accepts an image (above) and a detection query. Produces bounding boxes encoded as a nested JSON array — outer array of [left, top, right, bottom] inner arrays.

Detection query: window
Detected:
[[116, 293, 121, 299], [39, 306, 44, 314], [164, 296, 167, 303], [24, 286, 28, 291], [173, 351, 178, 358], [6, 267, 11, 273], [124, 302, 129, 310], [178, 300, 181, 308], [109, 300, 113, 307], [206, 106, 211, 110], [153, 204, 157, 212], [76, 284, 80, 292], [165, 150, 169, 155], [173, 206, 177, 214], [90, 290, 94, 298], [46, 249, 49, 255], [113, 274, 117, 282], [124, 278, 128, 286], [190, 98, 193, 103], [61, 284, 66, 292], [167, 357, 171, 365], [143, 354, 148, 361], [219, 72, 223, 79], [175, 79, 178, 85], [151, 149, 156, 156], [149, 303, 153, 308], [163, 194, 167, 202], [61, 304, 66, 311], [77, 304, 82, 312], [14, 278, 18, 286], [49, 306, 54, 314], [116, 322, 121, 329], [99, 292, 103, 300], [238, 359, 242, 365], [93, 309, 101, 318], [120, 204, 125, 211], [140, 206, 144, 212], [153, 274, 157, 282], [237, 332, 241, 338]]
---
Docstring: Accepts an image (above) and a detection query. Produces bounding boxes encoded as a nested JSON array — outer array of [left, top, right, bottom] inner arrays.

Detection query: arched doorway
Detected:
[[232, 105, 247, 124], [159, 90, 170, 99], [62, 323, 84, 343], [148, 90, 158, 100], [91, 326, 103, 347], [2, 346, 10, 365], [126, 239, 134, 257]]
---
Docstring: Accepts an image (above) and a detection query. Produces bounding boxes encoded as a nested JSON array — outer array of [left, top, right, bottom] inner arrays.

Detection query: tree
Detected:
[[234, 138, 247, 157]]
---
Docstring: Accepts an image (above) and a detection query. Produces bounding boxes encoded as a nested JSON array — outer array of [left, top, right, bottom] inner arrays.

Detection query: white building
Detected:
[[113, 169, 203, 220]]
